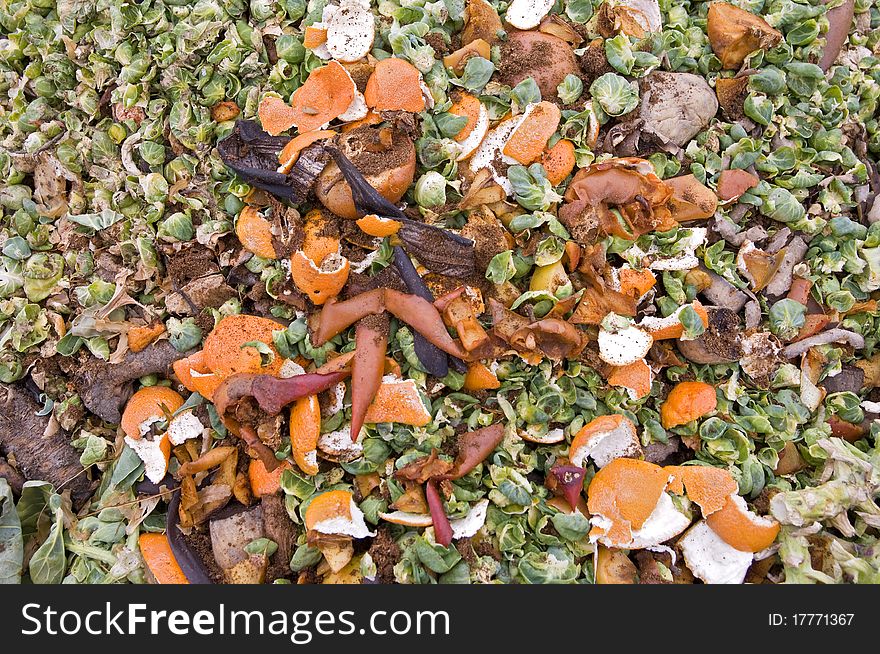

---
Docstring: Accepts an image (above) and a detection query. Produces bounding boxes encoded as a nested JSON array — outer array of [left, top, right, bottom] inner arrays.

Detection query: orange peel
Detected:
[[278, 129, 336, 174], [289, 61, 356, 133], [248, 459, 294, 497], [304, 489, 374, 538], [355, 213, 401, 237], [290, 250, 351, 306], [502, 101, 561, 165], [364, 57, 425, 113], [607, 359, 653, 400], [202, 314, 285, 378], [665, 465, 738, 517], [540, 138, 576, 185], [706, 493, 780, 552], [463, 362, 501, 391], [290, 395, 321, 476], [139, 533, 189, 584], [569, 414, 641, 469], [235, 206, 278, 259], [586, 458, 680, 548], [258, 95, 299, 136], [121, 386, 185, 441], [363, 378, 431, 426], [660, 381, 717, 429]]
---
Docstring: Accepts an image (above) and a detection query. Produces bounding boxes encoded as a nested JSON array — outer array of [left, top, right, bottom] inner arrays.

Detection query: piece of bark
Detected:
[[0, 456, 25, 495], [72, 340, 192, 423], [261, 494, 297, 582], [165, 274, 236, 316], [764, 236, 808, 298], [0, 383, 94, 509]]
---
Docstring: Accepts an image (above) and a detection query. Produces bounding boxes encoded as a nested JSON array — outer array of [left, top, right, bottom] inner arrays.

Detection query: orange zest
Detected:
[[139, 532, 189, 584], [290, 61, 355, 133], [540, 139, 576, 185], [303, 26, 328, 49], [607, 359, 653, 400], [248, 459, 293, 497], [665, 465, 738, 517], [235, 206, 278, 259], [121, 386, 185, 440], [356, 213, 402, 237], [202, 314, 284, 378], [502, 101, 561, 165], [363, 379, 431, 426], [706, 494, 780, 552], [278, 129, 336, 174], [660, 381, 717, 429], [463, 362, 501, 391], [290, 395, 321, 476], [364, 57, 425, 113]]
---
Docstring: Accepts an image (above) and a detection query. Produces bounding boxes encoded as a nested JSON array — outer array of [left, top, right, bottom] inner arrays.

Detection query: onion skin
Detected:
[[166, 484, 215, 585], [351, 317, 388, 442], [425, 480, 453, 547]]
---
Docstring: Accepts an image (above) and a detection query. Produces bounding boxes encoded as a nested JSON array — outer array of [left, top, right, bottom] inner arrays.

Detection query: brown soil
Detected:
[[366, 525, 402, 583], [180, 526, 225, 583], [167, 244, 220, 286], [343, 126, 412, 176], [578, 38, 613, 85], [424, 32, 451, 57], [361, 311, 390, 338]]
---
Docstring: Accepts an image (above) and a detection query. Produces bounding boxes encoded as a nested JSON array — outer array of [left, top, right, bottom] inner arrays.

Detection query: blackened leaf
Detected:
[[328, 146, 477, 278], [393, 246, 449, 377], [397, 220, 477, 279], [166, 484, 215, 584], [218, 120, 328, 203], [327, 145, 408, 220]]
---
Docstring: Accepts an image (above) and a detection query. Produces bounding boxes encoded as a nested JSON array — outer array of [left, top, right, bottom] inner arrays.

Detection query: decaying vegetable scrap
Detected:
[[1, 0, 879, 587]]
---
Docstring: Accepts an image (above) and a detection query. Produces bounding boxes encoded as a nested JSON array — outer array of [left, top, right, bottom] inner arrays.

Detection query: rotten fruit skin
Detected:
[[350, 316, 389, 442], [426, 479, 453, 546], [707, 2, 782, 69]]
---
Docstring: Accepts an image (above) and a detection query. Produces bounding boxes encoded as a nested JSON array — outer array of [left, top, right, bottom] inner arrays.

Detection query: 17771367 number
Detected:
[[769, 614, 855, 627]]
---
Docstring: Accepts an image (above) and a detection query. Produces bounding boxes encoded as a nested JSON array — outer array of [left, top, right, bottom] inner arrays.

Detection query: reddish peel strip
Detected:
[[239, 425, 281, 473], [443, 423, 505, 480], [312, 288, 470, 360], [251, 370, 351, 416], [351, 317, 389, 442], [312, 289, 386, 344], [426, 480, 453, 547]]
